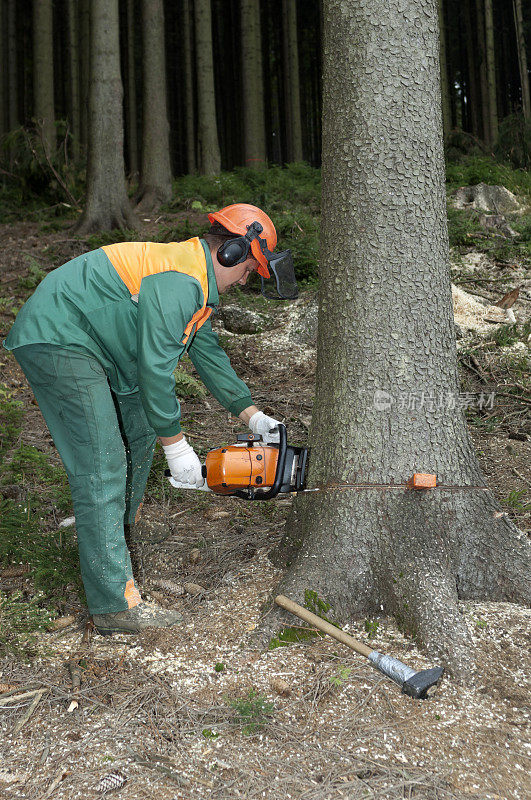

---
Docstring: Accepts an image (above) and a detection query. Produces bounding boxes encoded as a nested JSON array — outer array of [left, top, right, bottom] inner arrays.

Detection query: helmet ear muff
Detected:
[[216, 221, 264, 268], [217, 236, 251, 268]]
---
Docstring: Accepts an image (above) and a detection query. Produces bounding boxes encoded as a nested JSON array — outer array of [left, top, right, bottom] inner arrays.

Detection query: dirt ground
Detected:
[[0, 215, 530, 800]]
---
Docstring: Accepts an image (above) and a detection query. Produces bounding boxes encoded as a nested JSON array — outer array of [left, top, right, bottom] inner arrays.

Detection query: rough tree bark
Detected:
[[194, 0, 221, 175], [484, 0, 498, 146], [136, 0, 172, 209], [75, 0, 136, 233], [125, 0, 138, 178], [263, 0, 530, 679], [513, 0, 531, 123], [66, 0, 80, 160], [183, 0, 196, 174], [282, 0, 303, 162], [33, 0, 55, 157], [241, 0, 266, 167]]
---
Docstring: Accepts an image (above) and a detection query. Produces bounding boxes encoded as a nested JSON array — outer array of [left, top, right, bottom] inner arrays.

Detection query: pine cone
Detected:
[[97, 771, 127, 793]]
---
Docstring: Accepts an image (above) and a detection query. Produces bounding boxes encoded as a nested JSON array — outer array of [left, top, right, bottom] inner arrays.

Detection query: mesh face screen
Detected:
[[261, 250, 298, 299]]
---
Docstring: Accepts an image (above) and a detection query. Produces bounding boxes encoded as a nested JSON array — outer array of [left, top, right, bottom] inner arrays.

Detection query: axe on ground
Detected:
[[275, 595, 443, 699]]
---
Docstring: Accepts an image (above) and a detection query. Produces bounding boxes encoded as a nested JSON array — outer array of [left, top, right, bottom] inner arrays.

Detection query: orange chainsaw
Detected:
[[165, 424, 309, 500]]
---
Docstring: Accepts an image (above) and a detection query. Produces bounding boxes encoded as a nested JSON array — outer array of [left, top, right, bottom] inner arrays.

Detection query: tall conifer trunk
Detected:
[[484, 0, 498, 146], [7, 0, 17, 132], [263, 0, 530, 679], [194, 0, 221, 175], [282, 0, 303, 162], [513, 0, 531, 122], [183, 0, 196, 174], [125, 0, 139, 178], [79, 0, 90, 152], [66, 0, 81, 160], [136, 0, 172, 208], [75, 0, 136, 233], [475, 0, 490, 144], [33, 0, 55, 157], [241, 0, 266, 167]]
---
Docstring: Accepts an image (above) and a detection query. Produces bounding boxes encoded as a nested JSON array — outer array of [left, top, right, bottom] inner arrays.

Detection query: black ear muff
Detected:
[[217, 221, 264, 268], [217, 236, 251, 267]]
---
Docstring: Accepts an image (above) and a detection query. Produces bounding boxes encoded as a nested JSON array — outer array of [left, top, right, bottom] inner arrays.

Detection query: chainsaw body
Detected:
[[204, 425, 308, 500]]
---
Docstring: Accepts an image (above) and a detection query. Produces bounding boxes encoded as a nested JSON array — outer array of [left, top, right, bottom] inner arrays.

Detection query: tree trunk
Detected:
[[33, 0, 55, 157], [75, 0, 136, 233], [263, 0, 530, 680], [464, 0, 480, 137], [136, 0, 172, 209], [125, 0, 138, 178], [194, 0, 220, 175], [7, 0, 17, 131], [513, 0, 531, 122], [79, 0, 90, 152], [282, 0, 303, 162], [438, 0, 451, 138], [0, 1, 5, 141], [240, 0, 266, 167], [66, 0, 81, 160], [183, 0, 196, 174], [484, 0, 498, 146], [475, 0, 490, 144]]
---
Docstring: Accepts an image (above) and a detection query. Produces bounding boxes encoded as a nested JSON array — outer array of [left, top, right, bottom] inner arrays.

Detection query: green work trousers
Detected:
[[13, 344, 157, 614]]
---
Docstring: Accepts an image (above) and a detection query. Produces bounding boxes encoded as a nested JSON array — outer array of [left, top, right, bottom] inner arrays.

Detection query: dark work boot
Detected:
[[92, 602, 183, 636]]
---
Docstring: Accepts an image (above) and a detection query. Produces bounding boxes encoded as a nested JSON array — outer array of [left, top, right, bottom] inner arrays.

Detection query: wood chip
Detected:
[[270, 677, 292, 696], [48, 614, 76, 631], [189, 547, 202, 564]]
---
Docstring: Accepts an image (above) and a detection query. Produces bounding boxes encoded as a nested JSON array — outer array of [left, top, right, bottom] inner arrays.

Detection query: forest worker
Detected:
[[3, 203, 298, 636]]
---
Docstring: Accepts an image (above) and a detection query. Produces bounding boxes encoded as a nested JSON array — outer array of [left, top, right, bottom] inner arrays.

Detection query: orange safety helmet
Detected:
[[208, 204, 277, 279]]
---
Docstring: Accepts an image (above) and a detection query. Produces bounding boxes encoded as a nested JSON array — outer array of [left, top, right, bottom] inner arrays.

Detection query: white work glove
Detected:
[[163, 436, 204, 487], [248, 411, 282, 444]]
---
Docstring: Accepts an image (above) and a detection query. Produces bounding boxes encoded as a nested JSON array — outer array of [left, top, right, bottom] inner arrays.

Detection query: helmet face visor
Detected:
[[260, 249, 299, 300]]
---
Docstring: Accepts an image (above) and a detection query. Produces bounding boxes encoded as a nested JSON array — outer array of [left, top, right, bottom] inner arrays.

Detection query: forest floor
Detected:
[[0, 200, 530, 800]]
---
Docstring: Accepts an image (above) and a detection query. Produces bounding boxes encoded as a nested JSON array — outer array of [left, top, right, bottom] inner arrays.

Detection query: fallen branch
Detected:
[[66, 658, 82, 713], [12, 689, 46, 736], [0, 689, 43, 705]]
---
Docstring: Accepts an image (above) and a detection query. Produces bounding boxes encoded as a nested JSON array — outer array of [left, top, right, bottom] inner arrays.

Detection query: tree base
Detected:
[[259, 488, 529, 680]]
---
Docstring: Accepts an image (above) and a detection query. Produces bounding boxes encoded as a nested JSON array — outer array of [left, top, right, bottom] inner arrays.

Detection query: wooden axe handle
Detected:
[[275, 595, 373, 658]]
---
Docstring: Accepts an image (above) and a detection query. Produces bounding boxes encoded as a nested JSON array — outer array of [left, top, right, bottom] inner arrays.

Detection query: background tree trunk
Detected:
[[438, 0, 451, 138], [75, 0, 136, 233], [7, 0, 17, 132], [33, 0, 55, 157], [79, 0, 90, 152], [0, 1, 5, 141], [183, 0, 196, 174], [484, 0, 498, 146], [264, 0, 530, 679], [194, 0, 221, 175], [282, 0, 303, 162], [475, 0, 490, 144], [464, 0, 480, 138], [125, 0, 139, 179], [136, 0, 172, 209], [241, 0, 266, 167], [513, 0, 531, 123], [66, 0, 80, 160]]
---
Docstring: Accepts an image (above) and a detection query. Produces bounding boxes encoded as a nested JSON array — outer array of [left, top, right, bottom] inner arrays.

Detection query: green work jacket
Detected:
[[3, 239, 253, 437]]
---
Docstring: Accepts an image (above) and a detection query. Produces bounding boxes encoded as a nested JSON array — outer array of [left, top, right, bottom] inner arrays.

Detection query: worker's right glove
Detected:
[[163, 436, 204, 487], [248, 411, 281, 444]]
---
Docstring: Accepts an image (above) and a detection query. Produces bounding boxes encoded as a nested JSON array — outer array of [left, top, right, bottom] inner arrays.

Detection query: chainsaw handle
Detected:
[[239, 423, 288, 501]]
